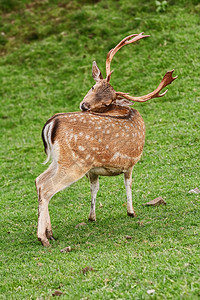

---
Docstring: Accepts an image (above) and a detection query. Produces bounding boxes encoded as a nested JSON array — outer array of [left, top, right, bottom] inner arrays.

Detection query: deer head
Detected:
[[80, 32, 177, 112], [80, 64, 117, 112]]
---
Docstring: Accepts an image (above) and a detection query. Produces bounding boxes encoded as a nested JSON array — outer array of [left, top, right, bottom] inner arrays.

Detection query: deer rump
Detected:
[[42, 107, 145, 176]]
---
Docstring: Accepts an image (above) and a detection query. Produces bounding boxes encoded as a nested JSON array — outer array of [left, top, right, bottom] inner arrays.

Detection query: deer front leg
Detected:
[[124, 167, 136, 217], [88, 172, 99, 221]]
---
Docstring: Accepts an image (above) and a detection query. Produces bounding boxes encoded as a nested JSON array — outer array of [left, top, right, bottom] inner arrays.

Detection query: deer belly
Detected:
[[88, 167, 124, 176]]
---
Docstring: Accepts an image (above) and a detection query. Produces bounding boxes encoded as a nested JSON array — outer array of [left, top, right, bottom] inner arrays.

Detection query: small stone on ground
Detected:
[[82, 266, 95, 274], [189, 187, 200, 194], [52, 290, 63, 296], [124, 235, 132, 240], [60, 246, 71, 253], [147, 289, 155, 295], [143, 196, 166, 206], [75, 222, 87, 228]]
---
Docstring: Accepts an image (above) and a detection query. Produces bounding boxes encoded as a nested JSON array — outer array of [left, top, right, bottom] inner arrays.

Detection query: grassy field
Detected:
[[0, 0, 200, 299]]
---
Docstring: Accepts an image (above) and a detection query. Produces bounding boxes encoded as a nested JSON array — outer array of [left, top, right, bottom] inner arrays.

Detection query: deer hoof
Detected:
[[42, 239, 50, 247], [127, 211, 137, 218], [38, 238, 50, 247], [88, 216, 96, 222], [38, 236, 50, 247]]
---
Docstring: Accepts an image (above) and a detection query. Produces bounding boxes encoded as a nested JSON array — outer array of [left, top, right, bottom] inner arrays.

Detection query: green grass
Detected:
[[0, 0, 200, 299]]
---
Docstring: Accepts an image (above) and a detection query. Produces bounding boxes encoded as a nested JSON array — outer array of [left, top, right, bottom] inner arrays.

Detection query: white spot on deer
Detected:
[[115, 133, 119, 137], [105, 145, 109, 149], [111, 152, 130, 161], [69, 133, 74, 141], [74, 134, 78, 143], [98, 138, 102, 143], [106, 130, 110, 134], [78, 145, 85, 151], [111, 152, 120, 160], [79, 132, 83, 136], [86, 135, 90, 140], [72, 151, 77, 159], [86, 154, 91, 160]]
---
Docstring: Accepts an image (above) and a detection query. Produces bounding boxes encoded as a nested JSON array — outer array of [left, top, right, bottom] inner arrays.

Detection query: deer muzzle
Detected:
[[80, 102, 90, 111]]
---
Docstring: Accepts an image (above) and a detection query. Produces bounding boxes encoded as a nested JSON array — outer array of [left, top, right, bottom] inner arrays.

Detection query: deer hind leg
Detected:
[[36, 163, 90, 246], [88, 172, 99, 221], [36, 163, 56, 242], [124, 167, 136, 217]]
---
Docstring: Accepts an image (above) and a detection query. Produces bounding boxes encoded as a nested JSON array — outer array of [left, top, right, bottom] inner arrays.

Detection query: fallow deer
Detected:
[[36, 33, 177, 246]]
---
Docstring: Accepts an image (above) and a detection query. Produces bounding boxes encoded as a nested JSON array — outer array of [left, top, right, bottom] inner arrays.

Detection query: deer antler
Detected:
[[116, 70, 177, 102], [106, 32, 150, 82]]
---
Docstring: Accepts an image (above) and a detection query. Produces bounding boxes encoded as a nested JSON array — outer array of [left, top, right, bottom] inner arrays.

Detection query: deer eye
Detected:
[[92, 86, 94, 91]]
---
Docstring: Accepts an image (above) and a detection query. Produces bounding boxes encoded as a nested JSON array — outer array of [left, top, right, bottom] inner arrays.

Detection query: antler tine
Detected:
[[106, 32, 150, 82], [116, 70, 178, 102]]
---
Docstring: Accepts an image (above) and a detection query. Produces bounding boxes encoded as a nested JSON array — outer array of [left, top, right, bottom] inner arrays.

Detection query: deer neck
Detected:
[[87, 104, 133, 119]]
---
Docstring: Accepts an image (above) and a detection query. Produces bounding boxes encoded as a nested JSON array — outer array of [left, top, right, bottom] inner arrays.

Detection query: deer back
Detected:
[[42, 106, 145, 172]]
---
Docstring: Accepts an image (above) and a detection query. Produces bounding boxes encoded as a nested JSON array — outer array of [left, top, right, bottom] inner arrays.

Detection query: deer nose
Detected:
[[80, 102, 89, 111]]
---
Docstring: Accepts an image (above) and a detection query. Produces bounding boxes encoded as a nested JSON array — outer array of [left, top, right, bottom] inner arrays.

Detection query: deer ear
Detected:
[[92, 61, 103, 82]]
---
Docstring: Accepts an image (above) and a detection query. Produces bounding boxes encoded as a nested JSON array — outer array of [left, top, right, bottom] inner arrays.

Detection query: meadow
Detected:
[[0, 0, 199, 299]]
